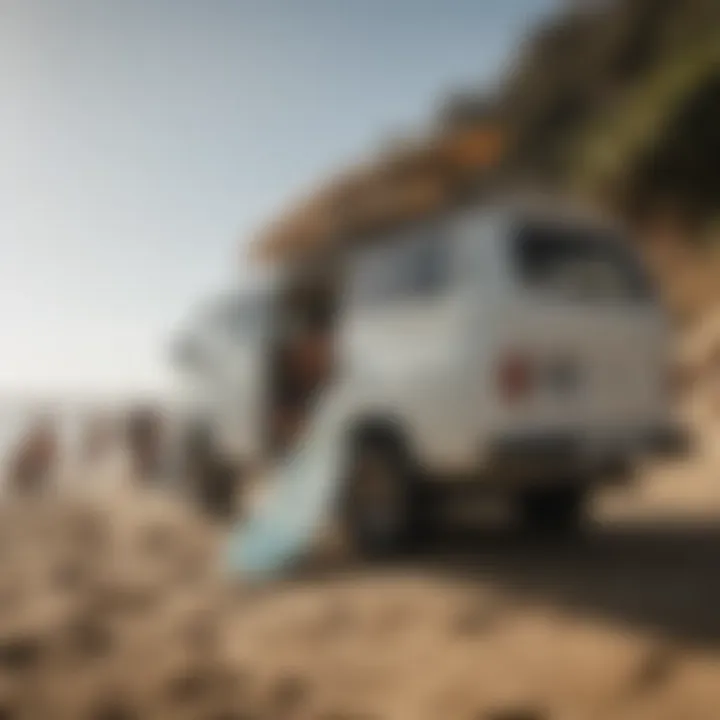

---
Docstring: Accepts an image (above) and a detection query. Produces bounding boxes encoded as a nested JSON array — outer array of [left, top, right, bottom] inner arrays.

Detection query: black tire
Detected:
[[517, 486, 587, 539], [342, 438, 419, 559]]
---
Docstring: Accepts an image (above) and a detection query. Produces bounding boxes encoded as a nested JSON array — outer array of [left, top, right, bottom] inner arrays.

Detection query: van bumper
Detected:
[[482, 424, 692, 483]]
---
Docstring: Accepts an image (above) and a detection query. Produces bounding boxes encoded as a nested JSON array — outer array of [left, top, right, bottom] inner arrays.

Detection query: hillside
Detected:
[[493, 0, 720, 225], [256, 0, 720, 275]]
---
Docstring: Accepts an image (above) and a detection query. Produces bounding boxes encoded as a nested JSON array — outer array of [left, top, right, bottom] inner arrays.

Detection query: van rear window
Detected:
[[512, 223, 654, 301]]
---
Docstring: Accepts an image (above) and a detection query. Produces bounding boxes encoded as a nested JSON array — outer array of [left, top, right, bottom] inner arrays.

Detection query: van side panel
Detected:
[[338, 209, 505, 476], [338, 287, 472, 472]]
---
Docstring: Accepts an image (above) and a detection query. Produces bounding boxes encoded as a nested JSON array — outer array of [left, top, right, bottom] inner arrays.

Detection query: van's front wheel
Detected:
[[342, 440, 417, 559]]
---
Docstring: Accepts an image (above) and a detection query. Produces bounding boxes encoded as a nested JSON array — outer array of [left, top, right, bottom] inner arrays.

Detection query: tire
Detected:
[[342, 438, 418, 559], [517, 486, 587, 539]]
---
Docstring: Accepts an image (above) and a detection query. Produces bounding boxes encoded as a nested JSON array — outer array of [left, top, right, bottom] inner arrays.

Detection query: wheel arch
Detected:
[[341, 412, 416, 463]]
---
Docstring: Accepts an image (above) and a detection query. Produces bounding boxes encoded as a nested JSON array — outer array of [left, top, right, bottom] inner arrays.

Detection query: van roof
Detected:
[[253, 188, 624, 268], [344, 193, 626, 255]]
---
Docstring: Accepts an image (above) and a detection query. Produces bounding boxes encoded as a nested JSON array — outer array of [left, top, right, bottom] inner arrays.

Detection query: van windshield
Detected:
[[512, 223, 654, 302]]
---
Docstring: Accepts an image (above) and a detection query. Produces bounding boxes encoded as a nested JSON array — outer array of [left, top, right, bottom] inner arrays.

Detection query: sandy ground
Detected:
[[1, 317, 720, 719], [0, 427, 718, 720]]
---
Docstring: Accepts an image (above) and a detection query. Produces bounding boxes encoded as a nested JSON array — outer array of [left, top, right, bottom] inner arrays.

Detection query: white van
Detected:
[[176, 198, 688, 548], [332, 199, 688, 551]]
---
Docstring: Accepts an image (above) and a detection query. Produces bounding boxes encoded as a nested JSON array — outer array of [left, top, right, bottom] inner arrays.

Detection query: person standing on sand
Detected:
[[7, 417, 59, 496]]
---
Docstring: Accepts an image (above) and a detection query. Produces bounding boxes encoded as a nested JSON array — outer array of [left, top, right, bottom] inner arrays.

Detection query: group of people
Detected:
[[4, 406, 167, 497], [4, 407, 243, 524]]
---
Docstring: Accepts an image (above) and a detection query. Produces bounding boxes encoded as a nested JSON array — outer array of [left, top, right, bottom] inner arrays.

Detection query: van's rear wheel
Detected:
[[342, 440, 417, 559], [517, 486, 586, 539]]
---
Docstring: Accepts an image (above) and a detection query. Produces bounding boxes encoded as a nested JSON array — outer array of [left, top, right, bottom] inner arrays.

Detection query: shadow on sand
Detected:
[[419, 517, 720, 649], [289, 515, 720, 651]]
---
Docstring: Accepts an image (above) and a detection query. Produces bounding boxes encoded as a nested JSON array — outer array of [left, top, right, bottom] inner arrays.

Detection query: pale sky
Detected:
[[0, 0, 558, 399]]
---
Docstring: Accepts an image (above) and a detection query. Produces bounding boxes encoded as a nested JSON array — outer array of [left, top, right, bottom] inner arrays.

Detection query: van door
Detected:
[[340, 220, 474, 469]]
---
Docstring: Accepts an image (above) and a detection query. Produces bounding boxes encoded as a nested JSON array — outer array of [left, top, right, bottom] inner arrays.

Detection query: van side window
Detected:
[[411, 223, 451, 296], [350, 223, 451, 306], [456, 212, 492, 281]]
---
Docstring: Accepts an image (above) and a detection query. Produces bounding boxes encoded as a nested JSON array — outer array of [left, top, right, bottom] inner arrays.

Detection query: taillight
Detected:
[[498, 352, 534, 403]]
